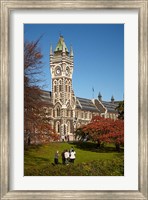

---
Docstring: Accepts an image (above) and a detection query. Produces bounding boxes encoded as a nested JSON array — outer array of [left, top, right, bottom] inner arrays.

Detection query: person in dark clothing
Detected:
[[54, 150, 59, 164], [61, 150, 66, 164]]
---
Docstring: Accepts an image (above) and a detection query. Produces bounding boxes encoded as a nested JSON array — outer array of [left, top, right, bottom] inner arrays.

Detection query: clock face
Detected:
[[56, 67, 61, 75]]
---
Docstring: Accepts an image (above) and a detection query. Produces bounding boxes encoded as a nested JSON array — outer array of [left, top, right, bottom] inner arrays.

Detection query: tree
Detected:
[[116, 101, 124, 120], [24, 39, 59, 144], [75, 116, 124, 151]]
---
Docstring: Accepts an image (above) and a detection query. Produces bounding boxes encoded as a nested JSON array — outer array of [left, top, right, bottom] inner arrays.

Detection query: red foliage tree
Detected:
[[24, 39, 60, 144], [75, 116, 124, 151]]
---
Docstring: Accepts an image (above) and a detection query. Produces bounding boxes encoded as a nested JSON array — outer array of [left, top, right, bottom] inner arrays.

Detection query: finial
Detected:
[[50, 44, 53, 55], [70, 45, 73, 57]]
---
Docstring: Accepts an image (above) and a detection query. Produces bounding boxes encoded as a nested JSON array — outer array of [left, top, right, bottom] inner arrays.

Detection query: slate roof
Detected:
[[94, 99, 106, 113], [101, 101, 118, 113], [40, 90, 53, 106], [76, 97, 99, 112], [39, 90, 119, 114]]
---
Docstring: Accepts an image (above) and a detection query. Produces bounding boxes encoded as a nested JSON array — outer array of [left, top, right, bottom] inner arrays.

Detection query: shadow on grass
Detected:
[[24, 144, 43, 151], [25, 155, 50, 163], [69, 141, 124, 153]]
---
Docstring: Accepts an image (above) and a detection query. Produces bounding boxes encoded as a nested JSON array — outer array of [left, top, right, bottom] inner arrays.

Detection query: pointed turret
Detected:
[[111, 95, 115, 103], [54, 35, 69, 54], [70, 45, 74, 57], [50, 44, 53, 55], [98, 92, 102, 101]]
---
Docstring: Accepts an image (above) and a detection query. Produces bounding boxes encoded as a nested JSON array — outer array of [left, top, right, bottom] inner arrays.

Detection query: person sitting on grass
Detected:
[[64, 149, 69, 165], [54, 150, 59, 165], [69, 149, 76, 163]]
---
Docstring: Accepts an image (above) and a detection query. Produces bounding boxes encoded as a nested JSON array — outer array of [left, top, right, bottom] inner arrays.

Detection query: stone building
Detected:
[[41, 35, 120, 141]]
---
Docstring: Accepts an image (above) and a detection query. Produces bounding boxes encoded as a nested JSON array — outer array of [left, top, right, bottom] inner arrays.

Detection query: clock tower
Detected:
[[50, 35, 76, 140]]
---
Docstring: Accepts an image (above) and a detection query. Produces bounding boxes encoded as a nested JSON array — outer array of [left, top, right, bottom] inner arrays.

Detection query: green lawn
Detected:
[[24, 142, 124, 176]]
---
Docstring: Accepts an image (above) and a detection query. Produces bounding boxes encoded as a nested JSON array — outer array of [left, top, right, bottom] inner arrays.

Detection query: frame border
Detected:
[[0, 0, 147, 199]]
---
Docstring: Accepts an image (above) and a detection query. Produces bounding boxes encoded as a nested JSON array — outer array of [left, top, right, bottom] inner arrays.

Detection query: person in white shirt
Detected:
[[70, 150, 76, 163], [64, 150, 69, 165]]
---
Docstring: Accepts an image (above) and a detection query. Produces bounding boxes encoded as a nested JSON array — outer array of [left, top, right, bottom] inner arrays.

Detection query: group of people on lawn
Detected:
[[54, 147, 76, 165]]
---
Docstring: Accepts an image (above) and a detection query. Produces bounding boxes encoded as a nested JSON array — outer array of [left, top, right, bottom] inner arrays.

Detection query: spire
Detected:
[[50, 44, 53, 55], [98, 92, 102, 101], [62, 42, 66, 53], [111, 95, 114, 103], [70, 45, 74, 57], [54, 35, 69, 53]]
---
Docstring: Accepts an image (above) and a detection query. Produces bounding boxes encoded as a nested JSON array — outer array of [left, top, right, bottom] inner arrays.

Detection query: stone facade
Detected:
[[41, 36, 119, 141]]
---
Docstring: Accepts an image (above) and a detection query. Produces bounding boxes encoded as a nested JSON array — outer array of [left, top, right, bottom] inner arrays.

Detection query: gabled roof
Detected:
[[101, 101, 118, 113], [94, 99, 119, 113], [54, 35, 69, 53], [76, 97, 99, 112], [94, 99, 106, 113]]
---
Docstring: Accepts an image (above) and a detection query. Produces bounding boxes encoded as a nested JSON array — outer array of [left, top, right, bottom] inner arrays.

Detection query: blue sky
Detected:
[[24, 24, 124, 101]]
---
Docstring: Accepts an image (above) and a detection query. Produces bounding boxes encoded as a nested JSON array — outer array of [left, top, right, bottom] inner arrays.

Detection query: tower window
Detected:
[[59, 85, 62, 92], [57, 107, 60, 117], [65, 85, 68, 92], [64, 125, 66, 135], [54, 85, 57, 92]]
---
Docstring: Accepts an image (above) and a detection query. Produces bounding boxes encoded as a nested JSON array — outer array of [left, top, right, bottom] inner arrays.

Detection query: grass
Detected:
[[24, 141, 124, 176]]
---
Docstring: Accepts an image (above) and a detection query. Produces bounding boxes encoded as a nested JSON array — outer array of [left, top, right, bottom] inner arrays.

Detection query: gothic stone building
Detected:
[[42, 36, 119, 141]]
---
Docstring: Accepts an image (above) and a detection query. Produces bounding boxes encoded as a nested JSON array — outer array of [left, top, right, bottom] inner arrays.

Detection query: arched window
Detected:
[[54, 85, 57, 92], [59, 79, 62, 92], [68, 81, 71, 92], [64, 124, 66, 135], [65, 80, 68, 92], [53, 80, 57, 92], [65, 85, 68, 92], [59, 85, 62, 92], [57, 106, 60, 117], [71, 110, 73, 117], [58, 124, 60, 133], [56, 122, 60, 133], [67, 121, 70, 133]]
